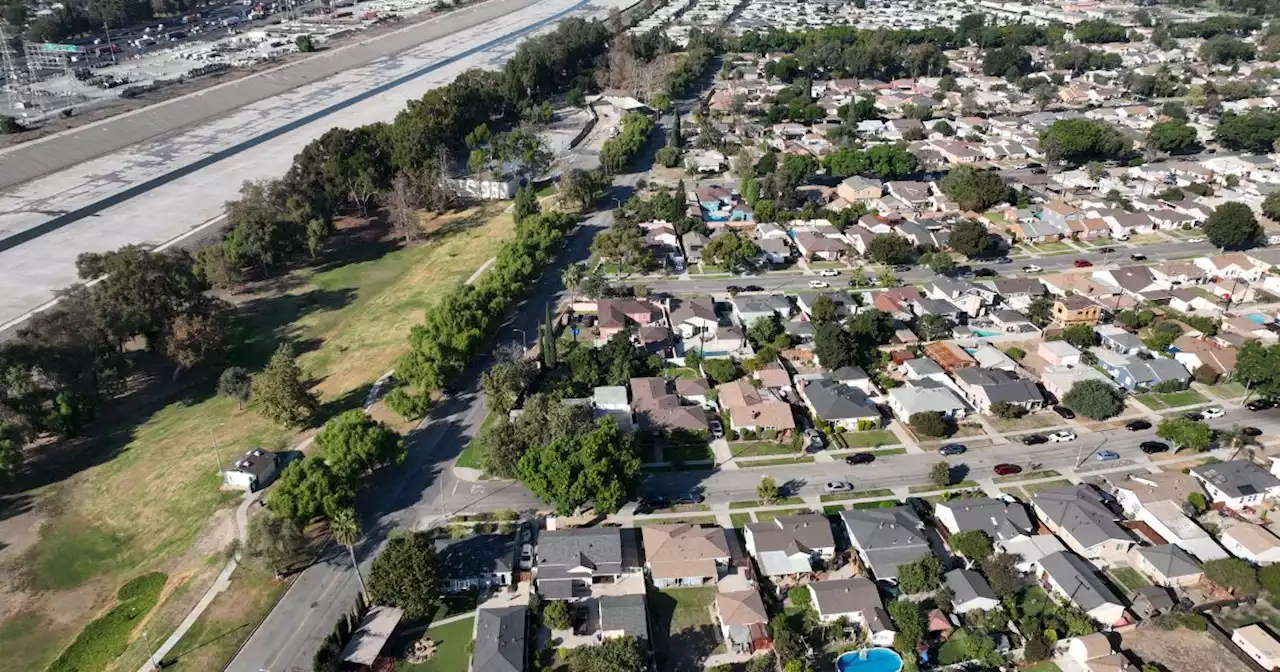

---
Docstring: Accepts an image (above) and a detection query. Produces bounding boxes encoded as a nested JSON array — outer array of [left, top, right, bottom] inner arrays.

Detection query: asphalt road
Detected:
[[641, 405, 1280, 503], [637, 239, 1219, 296]]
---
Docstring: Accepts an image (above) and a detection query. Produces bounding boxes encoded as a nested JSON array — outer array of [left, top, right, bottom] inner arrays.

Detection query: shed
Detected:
[[339, 606, 404, 670]]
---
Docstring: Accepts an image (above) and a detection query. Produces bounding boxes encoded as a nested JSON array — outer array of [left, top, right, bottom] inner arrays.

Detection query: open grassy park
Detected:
[[0, 205, 514, 671]]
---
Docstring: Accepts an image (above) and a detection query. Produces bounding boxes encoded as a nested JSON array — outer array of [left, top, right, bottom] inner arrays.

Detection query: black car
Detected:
[[892, 265, 912, 273], [744, 285, 764, 292], [996, 257, 1013, 264], [1021, 434, 1048, 445], [1246, 399, 1274, 411], [1243, 426, 1263, 437], [1125, 420, 1152, 431], [973, 268, 998, 277], [674, 493, 704, 505], [1098, 247, 1115, 254], [846, 453, 876, 465], [1140, 441, 1169, 454], [726, 285, 743, 294], [640, 495, 668, 510], [939, 443, 967, 456], [1052, 405, 1076, 420], [1183, 411, 1204, 421], [1130, 253, 1147, 261]]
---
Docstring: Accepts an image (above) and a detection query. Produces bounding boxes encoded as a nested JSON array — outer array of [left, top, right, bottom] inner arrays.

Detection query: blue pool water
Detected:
[[1246, 314, 1269, 324], [836, 648, 904, 672], [971, 329, 1004, 338]]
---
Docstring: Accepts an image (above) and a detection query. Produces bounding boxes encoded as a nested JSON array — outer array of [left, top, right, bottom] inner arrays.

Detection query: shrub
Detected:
[[910, 411, 950, 438], [544, 599, 573, 629], [1153, 610, 1207, 631], [48, 573, 168, 672], [1004, 346, 1026, 361], [384, 387, 431, 419], [1151, 379, 1190, 393], [990, 401, 1028, 419]]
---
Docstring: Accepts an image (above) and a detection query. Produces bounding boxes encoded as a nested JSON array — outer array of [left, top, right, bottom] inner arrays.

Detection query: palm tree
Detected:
[[561, 264, 584, 302], [330, 508, 368, 599]]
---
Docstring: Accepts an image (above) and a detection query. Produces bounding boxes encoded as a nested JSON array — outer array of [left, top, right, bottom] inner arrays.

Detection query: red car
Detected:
[[1074, 259, 1093, 268], [993, 463, 1022, 476]]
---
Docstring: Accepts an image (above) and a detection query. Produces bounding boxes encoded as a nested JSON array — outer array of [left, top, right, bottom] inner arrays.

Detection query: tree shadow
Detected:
[[160, 622, 251, 666], [231, 287, 358, 370], [0, 492, 35, 522]]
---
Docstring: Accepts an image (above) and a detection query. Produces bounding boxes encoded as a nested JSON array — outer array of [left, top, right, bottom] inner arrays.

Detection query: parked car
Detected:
[[709, 419, 724, 439], [939, 443, 966, 456], [818, 269, 840, 277], [1140, 441, 1169, 454], [1021, 434, 1048, 445], [892, 265, 911, 273], [1246, 399, 1274, 411], [1048, 431, 1077, 443], [1243, 426, 1263, 437], [993, 463, 1022, 476], [640, 495, 668, 510], [1074, 259, 1093, 268], [846, 453, 875, 465], [726, 285, 743, 294], [1130, 253, 1147, 261], [1022, 264, 1043, 273], [1098, 247, 1115, 254], [974, 268, 998, 278], [1201, 407, 1225, 419], [1052, 405, 1075, 420], [674, 493, 705, 505], [996, 257, 1013, 264], [1183, 412, 1204, 421], [520, 543, 533, 569], [1125, 420, 1152, 431], [1095, 449, 1120, 461], [744, 285, 764, 292], [805, 428, 825, 449], [824, 481, 853, 494], [808, 280, 830, 289]]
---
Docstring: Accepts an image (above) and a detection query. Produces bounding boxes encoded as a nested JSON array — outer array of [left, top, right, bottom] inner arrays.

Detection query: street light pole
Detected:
[[208, 426, 224, 475], [513, 328, 528, 348], [141, 630, 158, 671]]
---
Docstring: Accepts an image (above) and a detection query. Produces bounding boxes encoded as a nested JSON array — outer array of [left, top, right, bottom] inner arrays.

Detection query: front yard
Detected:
[[1133, 389, 1208, 410], [392, 616, 475, 672], [842, 429, 899, 448], [649, 586, 723, 672]]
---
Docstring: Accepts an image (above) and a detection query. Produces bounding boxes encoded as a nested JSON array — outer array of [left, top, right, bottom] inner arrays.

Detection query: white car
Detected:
[[818, 269, 840, 277], [709, 419, 725, 439], [1187, 237, 1206, 244], [520, 543, 533, 569], [1022, 265, 1043, 273], [1048, 431, 1078, 443], [808, 280, 830, 288], [1201, 407, 1225, 419], [824, 481, 852, 494]]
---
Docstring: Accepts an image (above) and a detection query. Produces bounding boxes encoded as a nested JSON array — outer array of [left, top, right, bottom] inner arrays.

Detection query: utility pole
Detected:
[[141, 630, 158, 671], [103, 22, 117, 64], [209, 426, 225, 475]]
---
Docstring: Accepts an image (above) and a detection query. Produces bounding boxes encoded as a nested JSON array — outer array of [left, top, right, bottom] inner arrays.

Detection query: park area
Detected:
[[0, 204, 515, 672]]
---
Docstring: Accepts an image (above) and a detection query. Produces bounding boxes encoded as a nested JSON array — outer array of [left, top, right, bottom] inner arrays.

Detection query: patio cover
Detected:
[[340, 606, 405, 667]]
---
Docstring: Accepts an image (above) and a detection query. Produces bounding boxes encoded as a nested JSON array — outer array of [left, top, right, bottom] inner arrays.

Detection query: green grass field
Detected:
[[739, 456, 815, 468], [844, 430, 899, 448], [393, 616, 476, 672], [820, 489, 894, 502], [1134, 389, 1208, 410], [908, 480, 979, 494]]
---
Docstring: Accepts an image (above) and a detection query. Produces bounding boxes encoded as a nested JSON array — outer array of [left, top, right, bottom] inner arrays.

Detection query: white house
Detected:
[[1221, 523, 1280, 565], [1038, 551, 1129, 627], [1190, 460, 1280, 511], [808, 578, 896, 647], [1234, 624, 1280, 671], [222, 448, 280, 492], [945, 569, 999, 613], [743, 515, 837, 578], [1109, 473, 1228, 562]]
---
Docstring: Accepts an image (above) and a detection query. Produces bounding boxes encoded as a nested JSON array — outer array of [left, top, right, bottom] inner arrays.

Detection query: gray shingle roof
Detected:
[[536, 528, 623, 578], [472, 606, 527, 672], [936, 498, 1034, 542], [1038, 551, 1122, 612], [434, 534, 515, 581], [805, 379, 881, 422], [1136, 544, 1201, 580], [1191, 460, 1280, 499], [1031, 485, 1132, 550], [746, 515, 836, 554], [946, 568, 997, 605], [840, 507, 931, 581], [600, 594, 649, 643], [808, 577, 891, 630]]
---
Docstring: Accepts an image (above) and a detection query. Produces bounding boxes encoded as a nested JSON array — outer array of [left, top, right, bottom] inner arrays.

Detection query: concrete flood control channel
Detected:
[[0, 0, 588, 256]]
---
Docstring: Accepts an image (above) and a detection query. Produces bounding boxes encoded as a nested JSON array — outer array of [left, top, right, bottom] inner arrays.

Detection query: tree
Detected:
[[1062, 379, 1124, 420], [218, 367, 253, 410], [513, 185, 541, 226], [771, 614, 807, 666], [1060, 324, 1097, 349], [898, 555, 944, 594], [330, 507, 368, 598], [1156, 418, 1212, 452], [866, 234, 914, 265], [591, 219, 647, 275], [888, 599, 926, 656], [940, 167, 1010, 212], [1216, 110, 1280, 154], [655, 146, 680, 168], [243, 509, 307, 576], [1260, 565, 1280, 598], [929, 460, 953, 487], [1040, 119, 1132, 166], [914, 413, 950, 439], [815, 323, 855, 371], [1264, 192, 1280, 222], [982, 45, 1033, 78], [980, 553, 1022, 597], [568, 636, 646, 672], [366, 530, 441, 619], [386, 172, 426, 242], [847, 309, 896, 346], [1201, 35, 1256, 64], [544, 599, 573, 629], [921, 251, 956, 273], [316, 410, 406, 480], [1144, 321, 1183, 353], [295, 34, 316, 52], [1236, 341, 1280, 401], [950, 530, 994, 561], [1187, 492, 1208, 515], [267, 456, 354, 523], [990, 401, 1028, 420], [1026, 297, 1053, 328], [516, 418, 640, 515], [253, 344, 319, 428], [702, 358, 740, 384], [1203, 557, 1259, 594], [758, 475, 781, 504], [916, 314, 951, 341], [947, 220, 991, 257], [1204, 202, 1261, 250], [702, 231, 762, 270], [1147, 121, 1199, 155]]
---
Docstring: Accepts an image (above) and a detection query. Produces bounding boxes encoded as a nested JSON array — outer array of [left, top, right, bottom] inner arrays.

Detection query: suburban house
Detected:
[[997, 535, 1067, 575], [1038, 340, 1082, 367], [535, 528, 626, 600], [715, 576, 771, 654], [597, 298, 664, 339], [599, 594, 650, 646], [840, 506, 934, 583], [719, 379, 797, 435], [794, 232, 850, 260], [471, 606, 528, 672], [1065, 633, 1139, 672], [641, 524, 731, 587], [1190, 460, 1280, 511], [668, 296, 719, 341], [222, 448, 281, 492], [1170, 334, 1238, 378], [743, 515, 837, 579], [1221, 523, 1280, 565], [630, 377, 710, 434], [1234, 625, 1280, 671], [991, 278, 1046, 311], [837, 175, 884, 202], [1108, 472, 1227, 562], [887, 382, 970, 420], [951, 367, 1044, 414], [1095, 325, 1146, 355], [1030, 486, 1135, 566], [807, 577, 896, 647], [1052, 295, 1102, 327], [732, 294, 793, 326], [435, 534, 517, 593], [971, 344, 1018, 372], [800, 378, 884, 430], [683, 231, 709, 264], [1040, 365, 1117, 401], [593, 386, 634, 431], [1037, 551, 1129, 627], [1129, 544, 1204, 588], [1091, 348, 1191, 391], [934, 497, 1036, 544], [945, 569, 999, 614]]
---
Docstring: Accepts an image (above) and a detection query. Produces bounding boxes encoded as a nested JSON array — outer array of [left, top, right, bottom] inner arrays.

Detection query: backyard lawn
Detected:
[[393, 616, 476, 671], [650, 586, 722, 672], [938, 629, 972, 665], [1134, 389, 1208, 410], [0, 205, 515, 671], [1107, 567, 1150, 595]]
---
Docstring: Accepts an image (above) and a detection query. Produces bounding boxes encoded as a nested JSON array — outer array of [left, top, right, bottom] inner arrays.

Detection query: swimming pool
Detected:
[[1246, 314, 1270, 325], [971, 329, 1004, 338], [835, 648, 904, 672]]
